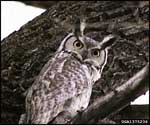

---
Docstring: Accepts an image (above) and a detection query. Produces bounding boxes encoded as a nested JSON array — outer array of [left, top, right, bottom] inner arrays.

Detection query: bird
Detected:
[[19, 18, 116, 124]]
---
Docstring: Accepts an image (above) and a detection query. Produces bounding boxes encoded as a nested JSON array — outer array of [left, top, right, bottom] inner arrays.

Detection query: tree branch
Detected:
[[72, 63, 149, 123]]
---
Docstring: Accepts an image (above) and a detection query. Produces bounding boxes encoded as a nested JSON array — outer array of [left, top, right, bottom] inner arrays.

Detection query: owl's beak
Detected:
[[82, 50, 88, 60]]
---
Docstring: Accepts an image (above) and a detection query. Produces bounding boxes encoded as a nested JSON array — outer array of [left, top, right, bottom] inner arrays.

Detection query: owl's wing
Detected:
[[26, 56, 91, 124], [26, 76, 89, 124], [25, 58, 54, 123]]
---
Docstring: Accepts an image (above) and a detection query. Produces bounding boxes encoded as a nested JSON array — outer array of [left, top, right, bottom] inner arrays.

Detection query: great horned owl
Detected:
[[19, 19, 116, 124]]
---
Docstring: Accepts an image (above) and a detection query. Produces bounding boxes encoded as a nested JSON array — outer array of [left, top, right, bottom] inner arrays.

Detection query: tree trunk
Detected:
[[1, 1, 149, 124]]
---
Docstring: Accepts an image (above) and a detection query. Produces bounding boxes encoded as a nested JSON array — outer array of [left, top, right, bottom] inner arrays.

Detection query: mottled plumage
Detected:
[[19, 20, 116, 124]]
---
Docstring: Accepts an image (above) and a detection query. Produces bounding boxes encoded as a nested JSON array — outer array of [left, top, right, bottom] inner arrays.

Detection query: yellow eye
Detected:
[[73, 41, 84, 49], [92, 49, 100, 57]]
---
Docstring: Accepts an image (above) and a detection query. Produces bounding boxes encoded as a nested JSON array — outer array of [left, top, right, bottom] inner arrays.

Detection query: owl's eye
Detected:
[[92, 49, 100, 57], [73, 41, 84, 49]]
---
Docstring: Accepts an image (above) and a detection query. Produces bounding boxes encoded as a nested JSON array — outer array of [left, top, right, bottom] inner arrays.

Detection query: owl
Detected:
[[19, 20, 116, 124]]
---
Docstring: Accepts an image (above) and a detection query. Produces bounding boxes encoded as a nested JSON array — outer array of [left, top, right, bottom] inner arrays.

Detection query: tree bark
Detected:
[[1, 1, 149, 124]]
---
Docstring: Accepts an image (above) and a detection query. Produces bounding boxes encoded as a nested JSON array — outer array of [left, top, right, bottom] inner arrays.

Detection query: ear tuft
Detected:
[[80, 19, 86, 36], [100, 34, 117, 49], [73, 18, 86, 37]]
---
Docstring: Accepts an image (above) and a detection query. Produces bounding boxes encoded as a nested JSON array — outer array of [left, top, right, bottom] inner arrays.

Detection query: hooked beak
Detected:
[[82, 50, 88, 60]]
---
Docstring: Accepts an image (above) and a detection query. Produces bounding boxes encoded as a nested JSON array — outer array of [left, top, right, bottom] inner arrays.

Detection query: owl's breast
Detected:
[[47, 53, 93, 117], [41, 52, 92, 91]]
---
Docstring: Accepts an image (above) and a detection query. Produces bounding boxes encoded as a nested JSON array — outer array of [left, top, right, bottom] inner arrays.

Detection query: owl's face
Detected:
[[57, 33, 115, 69]]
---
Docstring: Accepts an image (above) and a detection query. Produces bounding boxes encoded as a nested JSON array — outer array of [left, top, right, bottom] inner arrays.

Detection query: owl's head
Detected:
[[57, 19, 116, 72]]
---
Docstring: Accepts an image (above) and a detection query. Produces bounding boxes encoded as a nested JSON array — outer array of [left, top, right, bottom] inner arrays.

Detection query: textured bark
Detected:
[[1, 1, 149, 124]]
